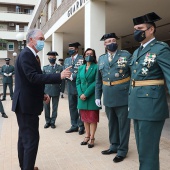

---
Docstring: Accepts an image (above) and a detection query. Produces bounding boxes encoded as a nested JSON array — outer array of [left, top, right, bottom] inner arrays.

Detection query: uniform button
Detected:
[[146, 93, 149, 96], [108, 78, 110, 80], [136, 62, 138, 65], [134, 70, 136, 73], [108, 72, 110, 74]]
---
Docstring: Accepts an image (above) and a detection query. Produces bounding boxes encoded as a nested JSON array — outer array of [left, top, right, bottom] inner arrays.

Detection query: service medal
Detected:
[[115, 73, 119, 77], [119, 69, 123, 73]]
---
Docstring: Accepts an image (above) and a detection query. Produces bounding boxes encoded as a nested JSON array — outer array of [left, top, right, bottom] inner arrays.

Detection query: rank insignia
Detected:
[[119, 69, 123, 73], [117, 57, 127, 67], [141, 67, 148, 75], [115, 73, 119, 77]]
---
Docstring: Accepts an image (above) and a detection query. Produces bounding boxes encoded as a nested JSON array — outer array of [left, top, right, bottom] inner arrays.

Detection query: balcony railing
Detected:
[[0, 28, 26, 32], [0, 11, 32, 15]]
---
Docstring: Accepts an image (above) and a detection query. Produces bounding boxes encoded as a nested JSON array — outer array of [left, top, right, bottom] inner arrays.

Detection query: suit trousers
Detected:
[[0, 100, 4, 113], [68, 94, 84, 130], [44, 96, 59, 124], [3, 83, 13, 99], [105, 105, 130, 157], [16, 112, 39, 170], [134, 119, 165, 170]]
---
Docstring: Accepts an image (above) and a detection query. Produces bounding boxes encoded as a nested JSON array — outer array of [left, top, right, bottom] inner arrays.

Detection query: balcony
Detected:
[[0, 0, 37, 6], [0, 29, 26, 40], [0, 11, 32, 23]]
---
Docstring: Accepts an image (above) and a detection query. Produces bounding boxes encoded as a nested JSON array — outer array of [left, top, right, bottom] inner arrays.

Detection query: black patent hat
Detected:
[[68, 42, 81, 47], [100, 33, 119, 41], [47, 51, 58, 56]]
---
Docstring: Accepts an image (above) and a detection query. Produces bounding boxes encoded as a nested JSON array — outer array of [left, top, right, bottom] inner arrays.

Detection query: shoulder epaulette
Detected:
[[43, 65, 49, 67], [99, 54, 106, 58], [155, 41, 169, 47], [120, 50, 130, 54]]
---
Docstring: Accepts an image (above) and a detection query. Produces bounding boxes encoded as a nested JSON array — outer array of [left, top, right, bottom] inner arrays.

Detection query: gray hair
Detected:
[[26, 29, 43, 43]]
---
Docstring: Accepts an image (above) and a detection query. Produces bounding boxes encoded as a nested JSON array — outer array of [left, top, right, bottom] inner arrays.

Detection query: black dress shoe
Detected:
[[2, 113, 8, 118], [79, 129, 85, 135], [113, 155, 125, 163], [1, 99, 6, 101], [80, 137, 90, 145], [44, 123, 50, 128], [65, 128, 78, 133], [88, 138, 95, 148], [51, 124, 56, 129], [61, 94, 64, 98], [101, 149, 116, 155]]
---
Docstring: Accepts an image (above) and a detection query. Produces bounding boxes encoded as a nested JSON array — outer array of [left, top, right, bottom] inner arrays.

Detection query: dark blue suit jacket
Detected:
[[12, 47, 62, 114]]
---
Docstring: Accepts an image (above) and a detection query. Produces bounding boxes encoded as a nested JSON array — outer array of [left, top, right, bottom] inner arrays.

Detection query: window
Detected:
[[47, 1, 52, 20], [8, 42, 14, 51], [16, 6, 21, 13], [57, 0, 62, 8], [24, 8, 33, 14]]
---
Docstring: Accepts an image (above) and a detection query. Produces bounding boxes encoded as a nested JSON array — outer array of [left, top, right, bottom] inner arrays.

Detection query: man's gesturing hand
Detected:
[[61, 66, 72, 79]]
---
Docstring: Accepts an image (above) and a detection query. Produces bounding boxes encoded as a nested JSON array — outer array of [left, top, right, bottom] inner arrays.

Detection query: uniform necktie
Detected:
[[137, 45, 143, 57], [108, 54, 113, 62], [36, 55, 41, 67]]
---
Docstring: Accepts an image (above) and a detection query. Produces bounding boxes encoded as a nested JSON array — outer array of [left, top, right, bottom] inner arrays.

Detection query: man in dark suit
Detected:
[[12, 29, 71, 170], [64, 42, 85, 135], [1, 58, 15, 100]]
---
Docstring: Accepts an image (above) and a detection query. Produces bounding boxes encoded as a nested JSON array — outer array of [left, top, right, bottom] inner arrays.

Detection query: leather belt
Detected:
[[103, 76, 130, 86], [131, 79, 164, 87]]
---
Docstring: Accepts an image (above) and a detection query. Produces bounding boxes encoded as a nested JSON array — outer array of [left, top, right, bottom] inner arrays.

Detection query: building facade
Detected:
[[29, 0, 170, 137], [0, 0, 38, 66]]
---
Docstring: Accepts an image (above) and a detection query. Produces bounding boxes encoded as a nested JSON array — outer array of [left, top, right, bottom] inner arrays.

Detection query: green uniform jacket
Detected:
[[128, 39, 170, 121], [76, 63, 101, 110], [64, 55, 83, 95], [43, 64, 63, 96], [1, 65, 15, 83], [95, 50, 132, 107]]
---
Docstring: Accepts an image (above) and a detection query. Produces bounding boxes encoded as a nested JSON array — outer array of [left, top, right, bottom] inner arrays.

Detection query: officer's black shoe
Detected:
[[79, 129, 85, 135], [61, 94, 64, 98], [101, 149, 117, 155], [65, 128, 78, 133], [51, 124, 56, 129], [1, 98, 6, 101], [113, 155, 125, 163], [2, 113, 8, 118], [44, 123, 50, 128]]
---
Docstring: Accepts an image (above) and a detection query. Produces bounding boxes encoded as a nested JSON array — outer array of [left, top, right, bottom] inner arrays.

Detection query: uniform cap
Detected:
[[58, 58, 64, 61], [5, 58, 10, 61], [68, 42, 81, 48], [47, 51, 58, 56], [100, 33, 119, 41], [133, 12, 161, 26]]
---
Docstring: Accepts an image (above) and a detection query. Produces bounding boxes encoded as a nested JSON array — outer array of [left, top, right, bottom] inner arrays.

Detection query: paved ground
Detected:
[[0, 94, 170, 170]]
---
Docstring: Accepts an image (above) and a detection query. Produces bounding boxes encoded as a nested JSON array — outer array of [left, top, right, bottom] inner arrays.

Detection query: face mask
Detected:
[[106, 43, 118, 52], [68, 49, 76, 56], [85, 56, 94, 62], [134, 27, 150, 42], [49, 58, 56, 64], [35, 40, 44, 51], [6, 62, 9, 65]]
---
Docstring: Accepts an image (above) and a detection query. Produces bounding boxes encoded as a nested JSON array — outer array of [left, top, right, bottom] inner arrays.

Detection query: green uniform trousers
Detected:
[[3, 83, 13, 99], [68, 94, 84, 130], [44, 96, 59, 124], [105, 105, 130, 157], [134, 120, 165, 170]]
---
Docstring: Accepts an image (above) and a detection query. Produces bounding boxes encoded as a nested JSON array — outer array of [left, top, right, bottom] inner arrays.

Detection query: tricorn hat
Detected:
[[58, 58, 64, 61], [133, 12, 161, 26], [68, 42, 81, 48], [47, 51, 58, 56], [100, 33, 119, 41], [5, 58, 10, 61]]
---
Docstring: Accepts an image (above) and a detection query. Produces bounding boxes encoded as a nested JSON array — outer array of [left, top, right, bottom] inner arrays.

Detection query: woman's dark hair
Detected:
[[83, 48, 97, 64]]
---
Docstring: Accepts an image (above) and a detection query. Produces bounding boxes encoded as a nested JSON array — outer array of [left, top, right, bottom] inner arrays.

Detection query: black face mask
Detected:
[[134, 27, 150, 42], [6, 62, 9, 65], [85, 56, 94, 62], [106, 43, 118, 52], [49, 58, 56, 64]]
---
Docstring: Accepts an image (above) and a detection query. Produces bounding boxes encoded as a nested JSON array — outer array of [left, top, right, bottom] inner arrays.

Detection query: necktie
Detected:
[[36, 55, 41, 67], [137, 45, 143, 57], [108, 54, 113, 62]]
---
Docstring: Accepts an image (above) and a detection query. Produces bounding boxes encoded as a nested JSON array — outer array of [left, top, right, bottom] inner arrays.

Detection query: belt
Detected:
[[103, 76, 130, 86], [131, 79, 164, 87]]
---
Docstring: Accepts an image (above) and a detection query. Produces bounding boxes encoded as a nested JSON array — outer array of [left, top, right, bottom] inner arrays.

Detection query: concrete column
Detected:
[[42, 41, 51, 67], [85, 1, 106, 58], [52, 32, 63, 63]]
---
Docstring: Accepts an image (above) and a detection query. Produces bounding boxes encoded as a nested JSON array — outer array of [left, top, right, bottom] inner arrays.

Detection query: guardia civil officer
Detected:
[[58, 58, 65, 98], [95, 33, 131, 162], [64, 42, 85, 135], [43, 51, 63, 129], [1, 58, 14, 100], [128, 12, 170, 170]]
